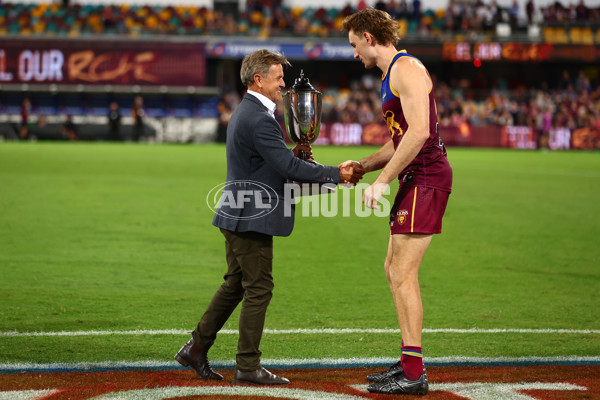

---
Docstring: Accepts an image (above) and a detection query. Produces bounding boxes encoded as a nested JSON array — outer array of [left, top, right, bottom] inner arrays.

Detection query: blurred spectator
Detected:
[[526, 0, 535, 24], [575, 0, 589, 20], [62, 115, 77, 140], [102, 6, 117, 30], [412, 0, 422, 20], [575, 70, 591, 93], [20, 97, 31, 140], [132, 96, 145, 141], [216, 98, 233, 143], [37, 114, 48, 128], [108, 101, 121, 141], [559, 70, 572, 91], [507, 0, 520, 26], [375, 1, 387, 12]]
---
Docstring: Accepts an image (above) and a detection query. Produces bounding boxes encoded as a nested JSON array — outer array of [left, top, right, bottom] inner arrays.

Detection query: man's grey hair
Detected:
[[240, 49, 291, 88]]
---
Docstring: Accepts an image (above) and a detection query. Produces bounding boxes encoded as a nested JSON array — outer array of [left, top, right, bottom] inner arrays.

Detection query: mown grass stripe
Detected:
[[1, 328, 599, 337], [1, 356, 599, 374]]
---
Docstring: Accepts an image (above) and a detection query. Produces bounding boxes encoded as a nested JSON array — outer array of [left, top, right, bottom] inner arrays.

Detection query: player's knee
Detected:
[[384, 257, 394, 279], [388, 268, 416, 290]]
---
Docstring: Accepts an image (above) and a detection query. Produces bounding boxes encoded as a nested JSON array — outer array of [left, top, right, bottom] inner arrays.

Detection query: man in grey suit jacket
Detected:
[[175, 49, 364, 385]]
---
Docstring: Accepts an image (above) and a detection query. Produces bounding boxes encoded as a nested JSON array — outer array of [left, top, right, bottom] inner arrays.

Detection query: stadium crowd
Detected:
[[213, 67, 600, 148], [434, 69, 600, 130], [0, 0, 598, 38]]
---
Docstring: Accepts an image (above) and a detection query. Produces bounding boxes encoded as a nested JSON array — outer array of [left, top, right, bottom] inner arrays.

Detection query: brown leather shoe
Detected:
[[233, 367, 290, 385], [174, 338, 223, 380]]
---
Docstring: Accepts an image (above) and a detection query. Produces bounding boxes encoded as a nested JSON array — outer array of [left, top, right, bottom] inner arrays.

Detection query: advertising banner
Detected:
[[0, 39, 206, 86], [442, 42, 600, 63], [571, 127, 597, 150], [548, 127, 571, 150], [204, 41, 440, 61], [205, 41, 354, 60], [501, 126, 538, 149]]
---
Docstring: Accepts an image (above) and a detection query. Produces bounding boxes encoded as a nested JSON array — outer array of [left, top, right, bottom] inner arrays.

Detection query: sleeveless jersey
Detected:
[[381, 51, 452, 192]]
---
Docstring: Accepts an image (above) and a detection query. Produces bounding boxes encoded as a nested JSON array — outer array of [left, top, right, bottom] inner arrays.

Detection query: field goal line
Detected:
[[1, 328, 599, 337]]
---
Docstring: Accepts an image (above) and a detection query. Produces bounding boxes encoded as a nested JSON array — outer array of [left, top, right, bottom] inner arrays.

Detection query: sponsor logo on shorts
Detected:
[[397, 209, 409, 225]]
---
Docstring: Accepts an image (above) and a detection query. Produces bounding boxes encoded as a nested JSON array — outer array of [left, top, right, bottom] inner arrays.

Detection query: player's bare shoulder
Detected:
[[390, 56, 430, 96]]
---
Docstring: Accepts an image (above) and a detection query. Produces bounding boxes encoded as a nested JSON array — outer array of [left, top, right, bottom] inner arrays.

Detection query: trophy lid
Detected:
[[291, 70, 321, 94]]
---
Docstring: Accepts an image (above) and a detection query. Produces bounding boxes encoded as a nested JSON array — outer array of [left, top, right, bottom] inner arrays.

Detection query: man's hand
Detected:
[[338, 161, 366, 185], [292, 143, 313, 160], [338, 160, 363, 170], [363, 182, 389, 210]]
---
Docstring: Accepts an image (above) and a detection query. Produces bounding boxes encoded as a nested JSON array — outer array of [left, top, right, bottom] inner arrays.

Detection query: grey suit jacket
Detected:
[[212, 93, 340, 237]]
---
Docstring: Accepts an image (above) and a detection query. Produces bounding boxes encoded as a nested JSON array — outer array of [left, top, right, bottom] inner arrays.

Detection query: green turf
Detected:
[[0, 142, 599, 363]]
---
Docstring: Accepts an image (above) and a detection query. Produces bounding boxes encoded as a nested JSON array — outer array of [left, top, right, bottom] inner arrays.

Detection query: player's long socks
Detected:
[[401, 346, 424, 381]]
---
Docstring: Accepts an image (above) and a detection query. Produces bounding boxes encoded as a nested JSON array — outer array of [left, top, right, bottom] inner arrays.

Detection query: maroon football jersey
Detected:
[[381, 51, 452, 192]]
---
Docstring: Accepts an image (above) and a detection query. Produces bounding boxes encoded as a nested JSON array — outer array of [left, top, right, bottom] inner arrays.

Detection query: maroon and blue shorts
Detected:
[[389, 185, 450, 235]]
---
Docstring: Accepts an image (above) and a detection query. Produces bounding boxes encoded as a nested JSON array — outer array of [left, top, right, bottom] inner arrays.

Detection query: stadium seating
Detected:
[[0, 1, 598, 41]]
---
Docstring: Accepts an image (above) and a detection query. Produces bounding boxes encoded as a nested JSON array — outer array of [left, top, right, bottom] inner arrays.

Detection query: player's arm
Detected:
[[373, 58, 431, 185], [358, 140, 395, 173], [338, 132, 395, 174]]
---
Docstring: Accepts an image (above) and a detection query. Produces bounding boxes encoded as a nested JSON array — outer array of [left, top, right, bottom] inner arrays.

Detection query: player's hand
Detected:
[[338, 160, 363, 170], [338, 161, 365, 185], [363, 182, 389, 210]]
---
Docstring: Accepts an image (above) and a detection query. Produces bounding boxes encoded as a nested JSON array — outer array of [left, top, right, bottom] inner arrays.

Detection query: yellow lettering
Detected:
[[68, 51, 95, 82], [133, 52, 159, 82], [68, 51, 160, 83]]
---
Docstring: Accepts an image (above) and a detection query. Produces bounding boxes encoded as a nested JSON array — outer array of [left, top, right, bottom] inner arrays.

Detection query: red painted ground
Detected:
[[1, 366, 599, 399]]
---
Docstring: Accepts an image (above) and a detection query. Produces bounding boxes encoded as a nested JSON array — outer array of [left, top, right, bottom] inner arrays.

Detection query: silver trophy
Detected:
[[283, 71, 334, 194], [282, 70, 322, 163]]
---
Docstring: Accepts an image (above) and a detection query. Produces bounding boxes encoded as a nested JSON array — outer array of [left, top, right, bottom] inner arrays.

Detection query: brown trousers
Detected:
[[193, 228, 274, 371]]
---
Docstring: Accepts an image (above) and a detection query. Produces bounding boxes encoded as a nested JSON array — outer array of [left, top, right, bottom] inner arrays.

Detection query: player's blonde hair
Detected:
[[342, 8, 400, 47], [240, 49, 291, 88]]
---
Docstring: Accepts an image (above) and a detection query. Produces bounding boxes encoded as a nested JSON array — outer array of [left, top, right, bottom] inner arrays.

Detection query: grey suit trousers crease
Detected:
[[193, 228, 274, 371]]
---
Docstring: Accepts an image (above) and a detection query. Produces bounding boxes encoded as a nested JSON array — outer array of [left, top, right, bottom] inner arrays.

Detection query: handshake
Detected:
[[292, 144, 387, 209], [338, 160, 366, 185], [292, 144, 366, 185]]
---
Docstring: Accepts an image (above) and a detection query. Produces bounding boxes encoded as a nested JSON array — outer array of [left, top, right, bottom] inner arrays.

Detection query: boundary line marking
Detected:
[[1, 356, 599, 374], [1, 328, 599, 337]]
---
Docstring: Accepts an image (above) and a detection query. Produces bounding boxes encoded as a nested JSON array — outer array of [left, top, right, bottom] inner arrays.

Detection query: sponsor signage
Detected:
[[0, 39, 206, 86], [443, 42, 554, 62], [205, 41, 355, 60], [205, 41, 441, 60], [206, 40, 600, 62], [443, 42, 600, 62], [501, 125, 538, 149]]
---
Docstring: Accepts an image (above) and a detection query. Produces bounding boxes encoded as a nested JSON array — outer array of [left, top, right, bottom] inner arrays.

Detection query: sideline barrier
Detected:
[[282, 121, 581, 149], [2, 117, 587, 149]]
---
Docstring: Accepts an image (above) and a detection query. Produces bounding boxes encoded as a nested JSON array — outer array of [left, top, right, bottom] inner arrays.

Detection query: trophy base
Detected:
[[292, 182, 336, 196]]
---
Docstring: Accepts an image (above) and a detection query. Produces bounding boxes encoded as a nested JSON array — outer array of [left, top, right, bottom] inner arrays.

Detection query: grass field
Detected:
[[0, 142, 599, 365]]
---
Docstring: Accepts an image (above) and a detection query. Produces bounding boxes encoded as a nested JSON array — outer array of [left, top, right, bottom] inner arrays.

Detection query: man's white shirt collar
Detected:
[[247, 90, 276, 118]]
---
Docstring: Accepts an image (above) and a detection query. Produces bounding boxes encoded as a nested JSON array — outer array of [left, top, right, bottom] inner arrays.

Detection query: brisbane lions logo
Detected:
[[384, 110, 403, 137], [397, 209, 409, 225]]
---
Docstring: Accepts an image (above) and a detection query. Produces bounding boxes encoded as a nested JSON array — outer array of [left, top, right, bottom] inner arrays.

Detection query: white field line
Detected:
[[2, 356, 600, 373], [0, 328, 599, 337]]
